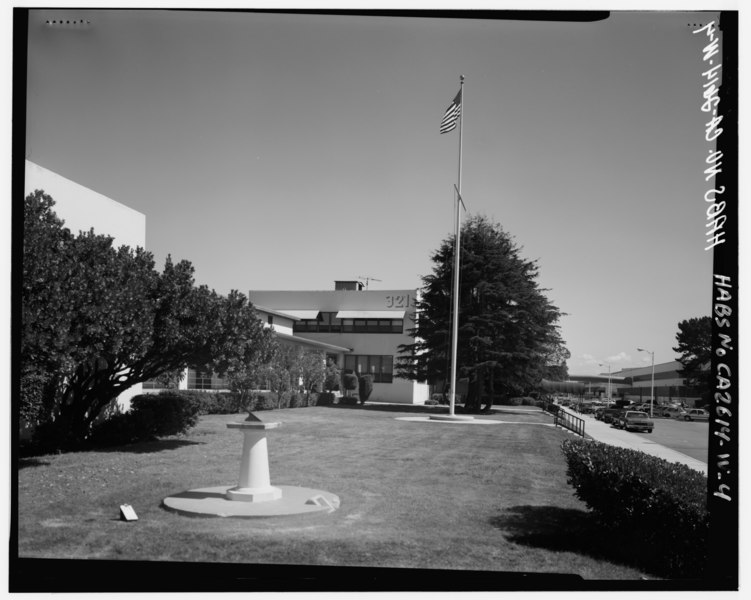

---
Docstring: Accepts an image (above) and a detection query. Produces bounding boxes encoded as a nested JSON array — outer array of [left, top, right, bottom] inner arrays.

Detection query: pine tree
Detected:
[[396, 215, 567, 412]]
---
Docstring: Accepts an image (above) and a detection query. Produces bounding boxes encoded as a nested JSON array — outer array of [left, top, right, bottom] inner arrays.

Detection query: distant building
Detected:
[[565, 360, 706, 406], [249, 281, 430, 404], [23, 160, 147, 411]]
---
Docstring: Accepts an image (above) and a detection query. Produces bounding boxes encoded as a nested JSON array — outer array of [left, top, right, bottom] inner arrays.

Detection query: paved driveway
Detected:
[[630, 417, 709, 464]]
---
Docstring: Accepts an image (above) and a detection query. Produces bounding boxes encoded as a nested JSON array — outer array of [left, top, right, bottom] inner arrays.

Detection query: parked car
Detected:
[[614, 410, 654, 433], [662, 406, 688, 419], [682, 408, 710, 421], [602, 408, 625, 424]]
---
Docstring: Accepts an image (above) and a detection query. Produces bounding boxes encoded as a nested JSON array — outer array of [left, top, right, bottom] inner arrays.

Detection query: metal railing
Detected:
[[554, 410, 586, 437], [542, 400, 586, 437]]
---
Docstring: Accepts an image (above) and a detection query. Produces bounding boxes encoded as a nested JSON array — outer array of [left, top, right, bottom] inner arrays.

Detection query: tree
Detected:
[[396, 214, 567, 413], [673, 316, 712, 405], [296, 348, 326, 402], [22, 191, 271, 447], [223, 328, 280, 407]]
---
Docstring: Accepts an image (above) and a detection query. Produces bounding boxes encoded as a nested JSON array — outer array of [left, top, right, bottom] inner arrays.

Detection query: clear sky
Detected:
[[22, 6, 730, 376]]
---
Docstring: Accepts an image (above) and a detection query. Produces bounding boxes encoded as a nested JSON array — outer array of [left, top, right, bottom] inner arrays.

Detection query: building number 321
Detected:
[[386, 295, 411, 309]]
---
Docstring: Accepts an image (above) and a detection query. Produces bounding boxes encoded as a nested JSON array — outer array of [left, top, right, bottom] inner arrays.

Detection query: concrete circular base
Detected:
[[162, 485, 340, 518]]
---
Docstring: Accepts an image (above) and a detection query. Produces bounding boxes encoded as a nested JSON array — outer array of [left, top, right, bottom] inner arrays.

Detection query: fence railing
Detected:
[[543, 400, 586, 437], [554, 410, 585, 437]]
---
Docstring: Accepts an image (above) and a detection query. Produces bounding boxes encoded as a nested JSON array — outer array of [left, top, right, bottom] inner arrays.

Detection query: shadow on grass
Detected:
[[18, 457, 51, 469], [96, 439, 204, 454], [492, 505, 666, 578]]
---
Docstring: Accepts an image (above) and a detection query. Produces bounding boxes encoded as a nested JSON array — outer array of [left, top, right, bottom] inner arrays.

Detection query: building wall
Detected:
[[25, 161, 145, 249], [24, 160, 147, 411], [250, 288, 430, 404]]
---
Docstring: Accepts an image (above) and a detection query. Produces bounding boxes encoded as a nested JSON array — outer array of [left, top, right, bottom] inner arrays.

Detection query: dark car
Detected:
[[615, 410, 654, 433], [602, 408, 624, 424]]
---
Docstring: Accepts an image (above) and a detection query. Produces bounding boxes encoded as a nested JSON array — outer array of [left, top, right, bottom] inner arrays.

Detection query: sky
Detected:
[[19, 5, 735, 377]]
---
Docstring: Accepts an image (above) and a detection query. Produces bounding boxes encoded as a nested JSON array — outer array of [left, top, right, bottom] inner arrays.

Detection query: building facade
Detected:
[[249, 282, 430, 404]]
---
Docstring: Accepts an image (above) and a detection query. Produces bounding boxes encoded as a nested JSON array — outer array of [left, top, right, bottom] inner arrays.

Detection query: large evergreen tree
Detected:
[[21, 191, 271, 447], [396, 215, 567, 412]]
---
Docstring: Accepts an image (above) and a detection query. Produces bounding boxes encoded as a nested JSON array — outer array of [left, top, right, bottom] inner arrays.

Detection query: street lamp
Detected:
[[637, 348, 655, 418], [599, 363, 612, 405]]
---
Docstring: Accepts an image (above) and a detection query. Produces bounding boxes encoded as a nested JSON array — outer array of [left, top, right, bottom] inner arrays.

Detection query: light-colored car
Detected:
[[615, 410, 654, 433], [662, 406, 687, 419], [682, 408, 710, 421]]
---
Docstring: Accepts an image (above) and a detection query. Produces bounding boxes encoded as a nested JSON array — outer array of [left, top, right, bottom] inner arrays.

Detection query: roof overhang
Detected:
[[272, 309, 321, 320], [274, 331, 351, 353]]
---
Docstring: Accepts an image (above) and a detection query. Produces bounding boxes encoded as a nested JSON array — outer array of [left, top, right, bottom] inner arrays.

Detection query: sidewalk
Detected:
[[574, 412, 707, 475]]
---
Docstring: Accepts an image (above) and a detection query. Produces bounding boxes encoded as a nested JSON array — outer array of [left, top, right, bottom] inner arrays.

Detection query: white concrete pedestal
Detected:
[[162, 413, 340, 518], [225, 420, 282, 503]]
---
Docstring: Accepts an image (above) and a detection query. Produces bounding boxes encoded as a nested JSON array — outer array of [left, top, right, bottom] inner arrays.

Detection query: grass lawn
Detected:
[[16, 404, 656, 588]]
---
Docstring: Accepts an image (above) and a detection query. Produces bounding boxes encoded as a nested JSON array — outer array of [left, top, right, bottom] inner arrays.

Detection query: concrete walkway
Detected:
[[572, 411, 707, 475]]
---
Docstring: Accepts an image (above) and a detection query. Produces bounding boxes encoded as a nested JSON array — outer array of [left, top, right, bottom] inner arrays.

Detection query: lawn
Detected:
[[15, 404, 656, 590]]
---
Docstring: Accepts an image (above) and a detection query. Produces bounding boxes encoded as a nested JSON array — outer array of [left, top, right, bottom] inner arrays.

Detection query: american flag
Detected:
[[439, 89, 462, 134]]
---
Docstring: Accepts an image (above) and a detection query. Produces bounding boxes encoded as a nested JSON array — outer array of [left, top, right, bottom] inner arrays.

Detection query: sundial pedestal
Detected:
[[225, 421, 282, 503]]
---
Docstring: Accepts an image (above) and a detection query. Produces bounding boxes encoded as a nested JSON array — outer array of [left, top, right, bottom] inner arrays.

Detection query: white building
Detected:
[[155, 306, 352, 392], [24, 160, 147, 410], [249, 281, 430, 404]]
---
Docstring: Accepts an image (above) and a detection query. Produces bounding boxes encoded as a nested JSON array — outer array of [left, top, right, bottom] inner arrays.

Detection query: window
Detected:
[[187, 369, 228, 391], [343, 355, 394, 383], [293, 313, 403, 334], [340, 319, 403, 333]]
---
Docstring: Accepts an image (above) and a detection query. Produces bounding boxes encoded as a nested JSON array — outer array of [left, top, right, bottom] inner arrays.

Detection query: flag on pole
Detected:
[[440, 89, 462, 134]]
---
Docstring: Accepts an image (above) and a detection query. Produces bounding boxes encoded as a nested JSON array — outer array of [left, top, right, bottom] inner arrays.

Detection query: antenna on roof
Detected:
[[357, 275, 382, 290]]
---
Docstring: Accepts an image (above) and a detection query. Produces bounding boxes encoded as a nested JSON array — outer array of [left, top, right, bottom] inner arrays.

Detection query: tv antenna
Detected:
[[358, 275, 382, 290]]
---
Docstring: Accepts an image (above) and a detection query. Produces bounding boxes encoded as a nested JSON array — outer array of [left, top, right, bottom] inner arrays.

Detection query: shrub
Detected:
[[317, 392, 336, 406], [561, 438, 708, 578], [342, 370, 359, 397], [251, 392, 278, 411], [358, 375, 374, 404], [89, 391, 202, 446], [19, 368, 50, 425]]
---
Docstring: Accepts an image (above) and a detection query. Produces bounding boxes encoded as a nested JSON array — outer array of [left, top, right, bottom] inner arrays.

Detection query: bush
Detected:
[[251, 392, 278, 411], [342, 370, 359, 396], [89, 391, 202, 446], [561, 438, 708, 578], [19, 368, 50, 424], [317, 392, 336, 406]]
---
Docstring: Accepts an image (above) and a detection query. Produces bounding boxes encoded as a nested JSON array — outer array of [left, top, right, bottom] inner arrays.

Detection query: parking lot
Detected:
[[630, 416, 709, 464]]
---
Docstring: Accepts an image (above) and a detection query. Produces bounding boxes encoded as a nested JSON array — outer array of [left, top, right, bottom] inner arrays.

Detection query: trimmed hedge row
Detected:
[[89, 390, 322, 447], [561, 438, 708, 578]]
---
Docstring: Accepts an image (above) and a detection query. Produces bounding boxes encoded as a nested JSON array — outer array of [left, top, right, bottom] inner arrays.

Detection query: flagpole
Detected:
[[448, 75, 464, 417]]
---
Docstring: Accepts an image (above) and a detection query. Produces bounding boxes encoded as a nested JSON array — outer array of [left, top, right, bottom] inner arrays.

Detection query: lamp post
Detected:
[[599, 363, 612, 405], [637, 348, 655, 418]]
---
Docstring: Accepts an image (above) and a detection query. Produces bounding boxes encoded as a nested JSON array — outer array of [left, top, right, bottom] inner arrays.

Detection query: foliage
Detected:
[[396, 214, 567, 413], [323, 358, 341, 392], [673, 316, 712, 405], [560, 438, 708, 578], [358, 374, 374, 404], [317, 392, 336, 406], [22, 191, 271, 448], [89, 392, 202, 447], [223, 329, 279, 405], [342, 370, 359, 394]]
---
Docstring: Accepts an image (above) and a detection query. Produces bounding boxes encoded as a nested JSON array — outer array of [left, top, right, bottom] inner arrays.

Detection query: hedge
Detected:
[[561, 438, 709, 578], [89, 390, 322, 447]]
